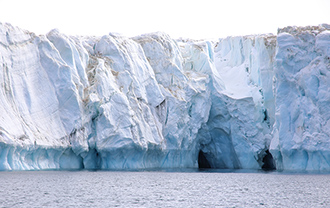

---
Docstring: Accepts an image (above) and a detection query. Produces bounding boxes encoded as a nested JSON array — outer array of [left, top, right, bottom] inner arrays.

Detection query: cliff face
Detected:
[[271, 26, 330, 170], [0, 22, 329, 171]]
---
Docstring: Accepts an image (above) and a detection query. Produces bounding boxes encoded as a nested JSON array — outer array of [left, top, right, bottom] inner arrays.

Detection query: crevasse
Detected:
[[0, 23, 329, 171]]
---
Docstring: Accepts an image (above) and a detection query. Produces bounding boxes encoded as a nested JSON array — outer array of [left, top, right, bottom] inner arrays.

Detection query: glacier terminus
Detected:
[[0, 23, 329, 171]]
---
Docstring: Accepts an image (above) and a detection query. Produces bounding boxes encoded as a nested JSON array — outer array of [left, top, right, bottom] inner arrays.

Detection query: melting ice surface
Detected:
[[0, 23, 329, 171]]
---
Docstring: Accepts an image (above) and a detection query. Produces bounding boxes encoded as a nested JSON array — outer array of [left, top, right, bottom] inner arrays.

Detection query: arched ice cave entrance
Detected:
[[198, 149, 276, 170], [261, 150, 276, 171], [198, 150, 211, 169]]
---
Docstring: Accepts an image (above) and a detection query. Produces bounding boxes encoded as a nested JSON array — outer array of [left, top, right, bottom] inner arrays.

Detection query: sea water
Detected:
[[0, 170, 329, 207]]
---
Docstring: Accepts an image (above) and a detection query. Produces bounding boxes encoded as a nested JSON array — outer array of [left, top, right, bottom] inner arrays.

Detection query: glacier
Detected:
[[0, 22, 329, 171]]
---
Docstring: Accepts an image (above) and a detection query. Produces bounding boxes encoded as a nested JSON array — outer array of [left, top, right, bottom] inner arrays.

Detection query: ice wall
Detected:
[[270, 25, 330, 171], [0, 22, 329, 171]]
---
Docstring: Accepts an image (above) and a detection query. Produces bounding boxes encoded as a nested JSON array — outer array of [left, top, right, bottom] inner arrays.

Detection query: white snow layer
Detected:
[[0, 23, 329, 171]]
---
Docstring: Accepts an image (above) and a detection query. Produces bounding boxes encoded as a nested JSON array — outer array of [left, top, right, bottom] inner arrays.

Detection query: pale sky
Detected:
[[1, 0, 329, 39]]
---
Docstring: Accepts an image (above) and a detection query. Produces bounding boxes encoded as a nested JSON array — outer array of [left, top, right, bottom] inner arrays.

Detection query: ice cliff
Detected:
[[0, 23, 329, 171]]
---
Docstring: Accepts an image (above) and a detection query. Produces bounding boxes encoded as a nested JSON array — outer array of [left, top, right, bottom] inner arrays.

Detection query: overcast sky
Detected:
[[1, 0, 329, 39]]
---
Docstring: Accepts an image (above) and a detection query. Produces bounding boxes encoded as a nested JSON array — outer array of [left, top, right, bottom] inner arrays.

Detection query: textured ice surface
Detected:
[[270, 25, 330, 171], [0, 23, 329, 171]]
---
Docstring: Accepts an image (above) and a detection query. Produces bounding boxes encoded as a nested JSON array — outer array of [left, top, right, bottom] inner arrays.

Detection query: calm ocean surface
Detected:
[[0, 170, 329, 208]]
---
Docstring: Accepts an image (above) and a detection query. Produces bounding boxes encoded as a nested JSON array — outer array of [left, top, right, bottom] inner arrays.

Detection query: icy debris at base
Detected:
[[0, 22, 329, 171]]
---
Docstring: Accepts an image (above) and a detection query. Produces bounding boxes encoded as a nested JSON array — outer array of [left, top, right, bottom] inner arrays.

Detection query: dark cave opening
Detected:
[[198, 150, 211, 169], [263, 109, 268, 121], [262, 150, 276, 171]]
